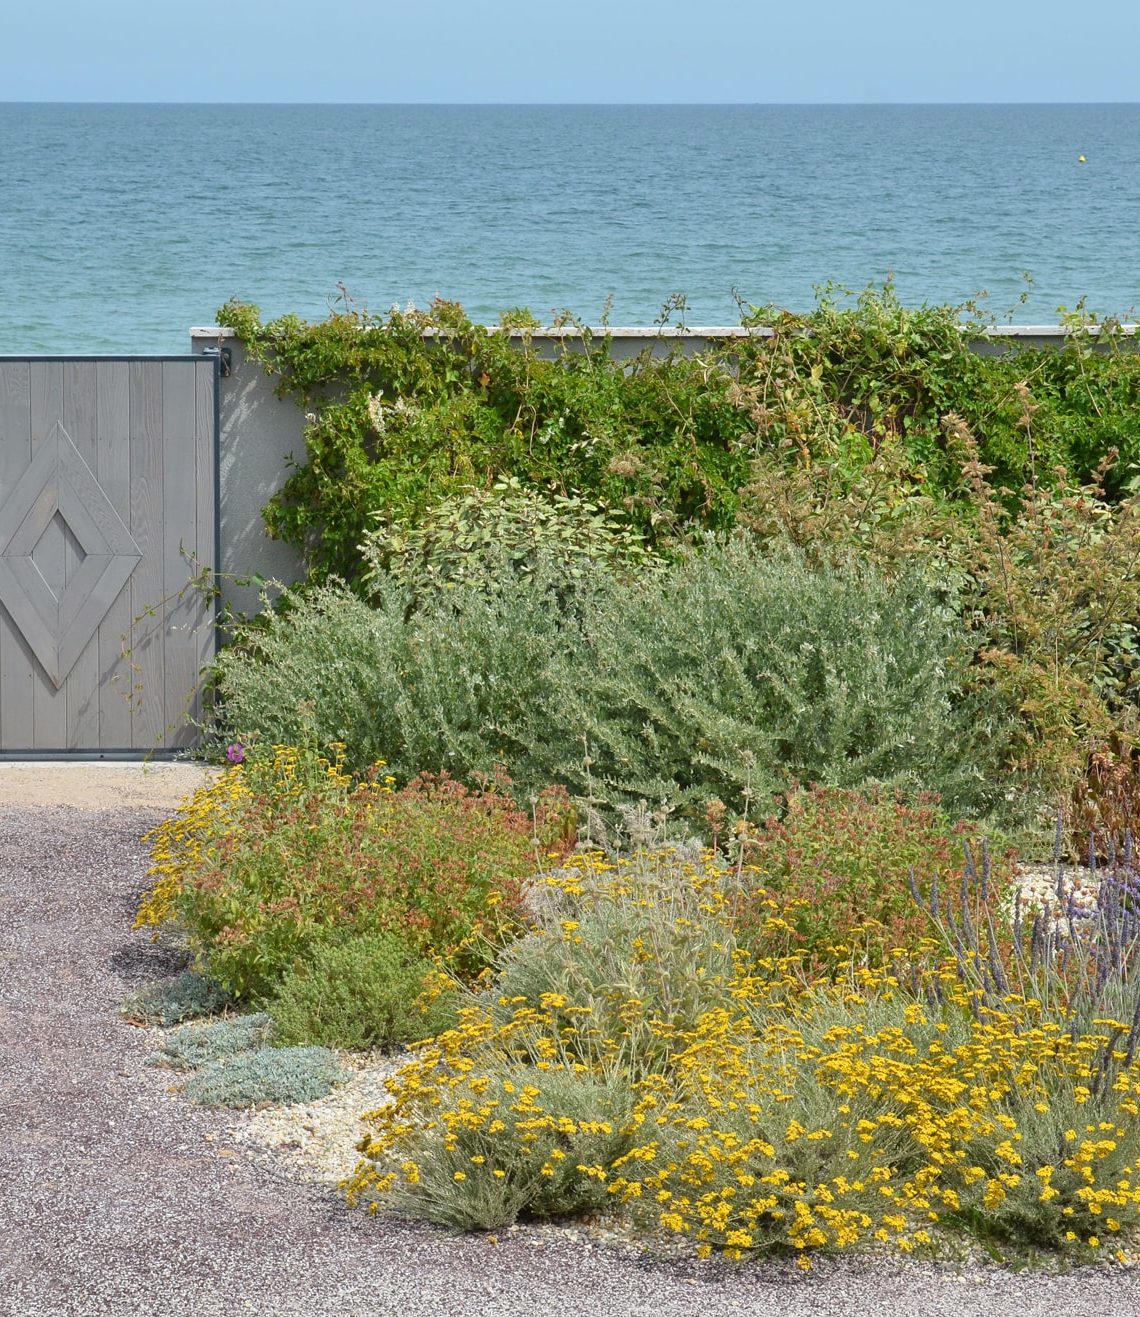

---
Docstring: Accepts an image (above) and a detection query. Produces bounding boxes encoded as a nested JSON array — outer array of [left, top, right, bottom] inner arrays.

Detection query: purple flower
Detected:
[[225, 743, 245, 765]]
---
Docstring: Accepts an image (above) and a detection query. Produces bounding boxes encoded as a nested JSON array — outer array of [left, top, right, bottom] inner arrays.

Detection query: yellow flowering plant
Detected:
[[136, 741, 573, 1001], [346, 846, 1140, 1263]]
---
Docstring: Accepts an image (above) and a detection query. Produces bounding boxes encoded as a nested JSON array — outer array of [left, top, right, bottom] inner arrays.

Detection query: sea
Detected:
[[1, 102, 1139, 355]]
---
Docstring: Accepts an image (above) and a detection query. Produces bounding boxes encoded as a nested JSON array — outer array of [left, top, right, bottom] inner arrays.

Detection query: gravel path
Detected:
[[3, 783, 1140, 1316]]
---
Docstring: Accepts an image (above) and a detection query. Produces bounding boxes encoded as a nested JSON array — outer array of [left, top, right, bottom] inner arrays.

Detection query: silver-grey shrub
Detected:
[[146, 1012, 272, 1071], [213, 561, 579, 781], [212, 581, 406, 762], [214, 540, 1006, 819], [527, 538, 1004, 818], [181, 1046, 348, 1108], [121, 970, 231, 1027]]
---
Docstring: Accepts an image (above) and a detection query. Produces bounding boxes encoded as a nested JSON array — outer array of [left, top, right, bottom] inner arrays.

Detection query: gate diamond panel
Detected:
[[0, 356, 217, 753], [0, 421, 141, 688]]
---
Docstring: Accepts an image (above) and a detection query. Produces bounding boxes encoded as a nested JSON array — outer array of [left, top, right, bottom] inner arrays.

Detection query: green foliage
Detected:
[[182, 1046, 348, 1108], [221, 296, 751, 584], [734, 786, 1011, 962], [222, 287, 1140, 590], [267, 933, 459, 1051], [120, 970, 231, 1027], [143, 743, 570, 1002], [361, 477, 660, 602], [735, 282, 1140, 499], [533, 539, 1005, 820], [214, 542, 1005, 822], [211, 563, 581, 781], [147, 1013, 272, 1070], [950, 449, 1140, 804], [211, 583, 406, 763]]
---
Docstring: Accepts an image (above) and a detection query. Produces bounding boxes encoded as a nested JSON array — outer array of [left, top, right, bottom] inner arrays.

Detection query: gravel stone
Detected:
[[3, 769, 1140, 1315]]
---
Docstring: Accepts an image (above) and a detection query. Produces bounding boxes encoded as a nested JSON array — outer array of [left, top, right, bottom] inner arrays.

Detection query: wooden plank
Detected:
[[0, 362, 34, 749], [190, 358, 217, 734], [29, 362, 66, 749], [129, 361, 164, 749], [162, 361, 198, 749], [63, 361, 99, 748], [96, 360, 133, 748]]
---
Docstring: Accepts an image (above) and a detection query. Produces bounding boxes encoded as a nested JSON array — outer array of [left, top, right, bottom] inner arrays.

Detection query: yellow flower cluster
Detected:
[[346, 849, 1140, 1262], [135, 742, 366, 931]]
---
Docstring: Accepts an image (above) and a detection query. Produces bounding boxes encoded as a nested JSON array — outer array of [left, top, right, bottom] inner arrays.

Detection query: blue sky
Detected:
[[3, 0, 1137, 103]]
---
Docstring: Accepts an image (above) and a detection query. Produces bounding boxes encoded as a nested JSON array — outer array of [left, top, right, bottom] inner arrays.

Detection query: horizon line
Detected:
[[3, 99, 1140, 108]]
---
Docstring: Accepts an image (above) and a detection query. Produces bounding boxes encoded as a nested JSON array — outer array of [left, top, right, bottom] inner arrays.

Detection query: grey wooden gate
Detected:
[[0, 357, 217, 754]]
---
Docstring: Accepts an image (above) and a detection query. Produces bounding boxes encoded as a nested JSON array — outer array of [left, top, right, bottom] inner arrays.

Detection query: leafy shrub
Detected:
[[214, 541, 1008, 822], [360, 477, 659, 603], [735, 282, 1140, 499], [1071, 738, 1140, 852], [137, 743, 572, 1000], [741, 427, 1140, 820], [224, 287, 1140, 589], [211, 566, 577, 781], [183, 1046, 347, 1108], [210, 583, 405, 764], [951, 447, 1140, 807], [533, 538, 1005, 820], [147, 1013, 272, 1070], [267, 933, 459, 1051], [222, 297, 751, 583], [121, 970, 231, 1026], [734, 785, 1012, 962], [350, 845, 1140, 1262]]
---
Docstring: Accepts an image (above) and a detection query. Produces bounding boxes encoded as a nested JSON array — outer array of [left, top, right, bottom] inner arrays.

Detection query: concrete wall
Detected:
[[190, 323, 1138, 619]]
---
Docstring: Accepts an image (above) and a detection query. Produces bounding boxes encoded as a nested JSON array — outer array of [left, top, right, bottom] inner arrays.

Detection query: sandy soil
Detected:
[[0, 761, 215, 812]]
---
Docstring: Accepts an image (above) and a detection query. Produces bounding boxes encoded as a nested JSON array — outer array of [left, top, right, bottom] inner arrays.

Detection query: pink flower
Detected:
[[226, 743, 245, 765]]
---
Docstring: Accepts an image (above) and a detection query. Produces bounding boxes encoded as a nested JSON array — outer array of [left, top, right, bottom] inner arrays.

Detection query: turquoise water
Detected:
[[1, 103, 1138, 354]]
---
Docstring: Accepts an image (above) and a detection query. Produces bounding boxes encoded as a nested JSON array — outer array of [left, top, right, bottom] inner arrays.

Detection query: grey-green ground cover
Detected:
[[3, 788, 1140, 1316]]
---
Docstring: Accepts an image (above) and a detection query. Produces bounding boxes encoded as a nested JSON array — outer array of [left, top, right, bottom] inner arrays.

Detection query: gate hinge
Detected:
[[202, 346, 232, 378]]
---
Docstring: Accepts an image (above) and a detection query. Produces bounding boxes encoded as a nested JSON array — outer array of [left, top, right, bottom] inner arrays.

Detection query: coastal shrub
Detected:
[[734, 283, 1140, 499], [210, 582, 404, 766], [1071, 739, 1140, 852], [951, 447, 1140, 808], [373, 559, 580, 785], [222, 297, 751, 583], [367, 1064, 634, 1230], [136, 743, 572, 1000], [183, 1045, 348, 1108], [490, 849, 746, 1077], [349, 849, 1140, 1262], [147, 1012, 272, 1070], [740, 430, 1140, 820], [360, 478, 660, 603], [532, 539, 1005, 820], [211, 564, 578, 780], [222, 287, 1140, 588], [120, 969, 231, 1027], [214, 541, 1008, 821], [734, 786, 1013, 962], [267, 933, 459, 1051]]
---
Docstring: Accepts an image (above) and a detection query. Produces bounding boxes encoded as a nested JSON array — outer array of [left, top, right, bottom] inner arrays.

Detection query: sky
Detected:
[[2, 0, 1137, 104]]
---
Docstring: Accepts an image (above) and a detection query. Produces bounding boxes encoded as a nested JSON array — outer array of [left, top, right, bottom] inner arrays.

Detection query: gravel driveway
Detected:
[[3, 769, 1140, 1316]]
